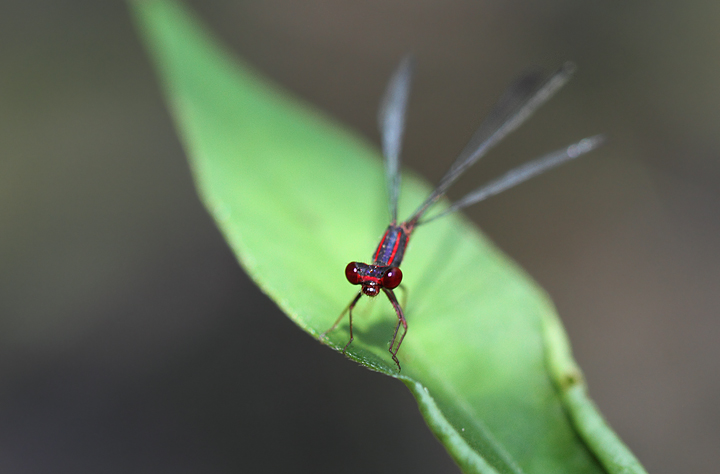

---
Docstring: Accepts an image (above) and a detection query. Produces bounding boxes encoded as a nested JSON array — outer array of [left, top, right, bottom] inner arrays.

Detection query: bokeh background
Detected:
[[2, 1, 719, 472]]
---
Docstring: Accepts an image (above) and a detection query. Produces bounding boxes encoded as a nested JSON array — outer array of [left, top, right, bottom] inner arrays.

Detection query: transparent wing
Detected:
[[406, 62, 576, 225], [419, 135, 605, 225], [378, 55, 414, 223]]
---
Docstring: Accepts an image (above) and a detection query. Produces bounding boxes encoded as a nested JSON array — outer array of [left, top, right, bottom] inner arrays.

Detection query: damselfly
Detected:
[[321, 57, 603, 371]]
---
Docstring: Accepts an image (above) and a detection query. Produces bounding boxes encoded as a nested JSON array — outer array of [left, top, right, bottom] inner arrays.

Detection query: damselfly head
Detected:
[[345, 262, 402, 296]]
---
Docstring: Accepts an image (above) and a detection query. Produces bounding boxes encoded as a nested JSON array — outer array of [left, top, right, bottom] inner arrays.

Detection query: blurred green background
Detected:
[[2, 1, 719, 472]]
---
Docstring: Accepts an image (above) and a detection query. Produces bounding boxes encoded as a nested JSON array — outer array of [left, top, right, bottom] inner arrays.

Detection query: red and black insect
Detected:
[[322, 57, 603, 370]]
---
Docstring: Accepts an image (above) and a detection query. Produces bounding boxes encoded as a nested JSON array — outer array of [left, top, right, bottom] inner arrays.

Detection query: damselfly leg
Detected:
[[321, 291, 362, 354]]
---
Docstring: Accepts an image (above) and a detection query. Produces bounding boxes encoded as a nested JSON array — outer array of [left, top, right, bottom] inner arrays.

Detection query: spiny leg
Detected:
[[320, 291, 363, 354], [383, 288, 408, 371]]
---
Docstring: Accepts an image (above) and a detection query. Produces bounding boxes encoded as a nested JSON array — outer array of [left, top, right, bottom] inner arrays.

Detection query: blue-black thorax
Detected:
[[372, 224, 410, 267]]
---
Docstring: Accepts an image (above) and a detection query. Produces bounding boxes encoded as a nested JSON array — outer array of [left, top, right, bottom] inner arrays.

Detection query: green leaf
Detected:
[[129, 2, 647, 473]]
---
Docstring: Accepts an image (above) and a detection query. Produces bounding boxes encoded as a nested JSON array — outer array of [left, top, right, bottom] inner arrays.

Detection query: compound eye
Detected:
[[345, 262, 361, 285], [382, 267, 403, 289]]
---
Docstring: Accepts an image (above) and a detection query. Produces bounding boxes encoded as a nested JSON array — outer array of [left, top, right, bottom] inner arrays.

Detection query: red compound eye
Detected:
[[382, 267, 403, 289], [345, 262, 361, 285]]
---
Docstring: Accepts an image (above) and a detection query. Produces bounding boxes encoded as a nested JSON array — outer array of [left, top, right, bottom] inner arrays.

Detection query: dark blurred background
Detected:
[[2, 1, 719, 472]]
